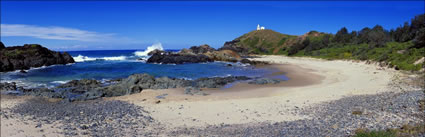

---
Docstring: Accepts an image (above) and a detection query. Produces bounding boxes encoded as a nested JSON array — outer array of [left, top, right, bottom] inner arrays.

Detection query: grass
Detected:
[[351, 110, 363, 115], [354, 124, 425, 137], [354, 130, 396, 137]]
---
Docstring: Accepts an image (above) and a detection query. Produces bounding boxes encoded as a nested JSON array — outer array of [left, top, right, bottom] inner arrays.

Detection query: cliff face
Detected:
[[0, 43, 75, 72]]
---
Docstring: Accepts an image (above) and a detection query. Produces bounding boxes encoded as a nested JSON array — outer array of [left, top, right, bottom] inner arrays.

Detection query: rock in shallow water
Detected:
[[0, 73, 254, 101], [147, 51, 213, 64], [248, 78, 281, 85]]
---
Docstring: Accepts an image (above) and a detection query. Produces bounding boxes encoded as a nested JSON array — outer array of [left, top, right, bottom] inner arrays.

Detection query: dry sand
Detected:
[[111, 55, 399, 129]]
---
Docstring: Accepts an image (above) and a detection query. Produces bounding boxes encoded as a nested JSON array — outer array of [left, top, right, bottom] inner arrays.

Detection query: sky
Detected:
[[1, 1, 424, 51]]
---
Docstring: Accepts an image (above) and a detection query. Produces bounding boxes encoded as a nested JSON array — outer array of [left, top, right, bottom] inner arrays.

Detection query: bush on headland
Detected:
[[220, 14, 425, 71]]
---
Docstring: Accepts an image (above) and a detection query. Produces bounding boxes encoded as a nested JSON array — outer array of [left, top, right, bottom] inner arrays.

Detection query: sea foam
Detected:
[[134, 42, 163, 57], [73, 55, 127, 62]]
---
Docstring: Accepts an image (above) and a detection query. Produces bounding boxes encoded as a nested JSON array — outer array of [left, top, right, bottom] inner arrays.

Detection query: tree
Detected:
[[368, 25, 390, 47], [333, 27, 351, 44], [412, 28, 425, 49], [358, 27, 371, 44], [288, 38, 310, 55]]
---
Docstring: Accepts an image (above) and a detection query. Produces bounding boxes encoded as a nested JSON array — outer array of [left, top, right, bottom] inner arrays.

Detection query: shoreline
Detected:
[[108, 55, 406, 128], [2, 55, 423, 136]]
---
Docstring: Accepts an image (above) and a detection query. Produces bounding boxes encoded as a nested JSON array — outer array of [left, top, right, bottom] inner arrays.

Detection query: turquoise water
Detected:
[[0, 50, 284, 88]]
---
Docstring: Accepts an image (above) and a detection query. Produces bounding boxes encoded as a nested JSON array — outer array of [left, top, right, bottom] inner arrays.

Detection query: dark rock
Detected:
[[395, 66, 400, 70], [0, 42, 5, 49], [179, 44, 216, 55], [218, 40, 249, 56], [147, 49, 165, 56], [194, 76, 251, 88], [0, 44, 75, 72], [240, 59, 269, 65], [248, 78, 281, 85], [147, 52, 213, 64], [19, 69, 27, 73], [184, 87, 208, 96], [189, 44, 215, 54], [0, 82, 18, 92], [2, 74, 252, 101]]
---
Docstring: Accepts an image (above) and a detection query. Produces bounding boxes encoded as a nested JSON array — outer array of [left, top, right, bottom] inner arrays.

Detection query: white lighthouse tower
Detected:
[[257, 24, 265, 30]]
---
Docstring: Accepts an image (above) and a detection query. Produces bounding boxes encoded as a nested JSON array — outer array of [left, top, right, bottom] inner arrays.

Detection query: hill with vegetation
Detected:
[[219, 29, 298, 55], [221, 14, 425, 71]]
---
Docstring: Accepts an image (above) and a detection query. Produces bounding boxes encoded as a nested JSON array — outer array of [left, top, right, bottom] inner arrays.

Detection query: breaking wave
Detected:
[[134, 42, 163, 57], [73, 55, 127, 62]]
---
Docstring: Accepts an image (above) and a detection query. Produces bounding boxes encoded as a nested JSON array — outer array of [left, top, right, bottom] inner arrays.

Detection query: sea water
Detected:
[[0, 48, 284, 88]]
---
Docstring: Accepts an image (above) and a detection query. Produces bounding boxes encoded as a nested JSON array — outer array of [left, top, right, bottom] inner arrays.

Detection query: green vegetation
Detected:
[[229, 14, 425, 71], [354, 124, 425, 137], [234, 29, 297, 54], [354, 129, 396, 137]]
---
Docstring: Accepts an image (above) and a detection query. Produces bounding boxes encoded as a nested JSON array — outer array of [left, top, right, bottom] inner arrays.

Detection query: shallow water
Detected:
[[1, 50, 284, 88]]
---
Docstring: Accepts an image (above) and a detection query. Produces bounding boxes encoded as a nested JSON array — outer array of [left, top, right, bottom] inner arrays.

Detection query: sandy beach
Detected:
[[109, 55, 401, 128], [1, 55, 423, 136]]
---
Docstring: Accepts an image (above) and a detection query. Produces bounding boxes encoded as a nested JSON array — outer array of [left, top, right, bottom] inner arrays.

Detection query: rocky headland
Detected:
[[0, 42, 75, 72], [146, 44, 268, 65]]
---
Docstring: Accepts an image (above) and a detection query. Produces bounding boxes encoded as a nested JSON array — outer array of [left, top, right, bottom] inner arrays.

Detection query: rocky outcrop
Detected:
[[190, 44, 216, 54], [0, 44, 75, 72], [147, 49, 165, 56], [147, 44, 247, 64], [0, 42, 5, 49], [240, 59, 269, 65], [218, 40, 250, 56], [147, 51, 213, 64], [1, 73, 255, 101], [204, 50, 241, 62], [194, 76, 251, 88]]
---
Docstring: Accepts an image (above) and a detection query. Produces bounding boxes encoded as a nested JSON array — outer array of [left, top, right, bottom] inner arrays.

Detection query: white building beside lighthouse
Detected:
[[257, 24, 265, 30]]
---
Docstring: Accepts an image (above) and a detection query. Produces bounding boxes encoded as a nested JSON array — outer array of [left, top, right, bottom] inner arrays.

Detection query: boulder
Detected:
[[0, 44, 75, 72]]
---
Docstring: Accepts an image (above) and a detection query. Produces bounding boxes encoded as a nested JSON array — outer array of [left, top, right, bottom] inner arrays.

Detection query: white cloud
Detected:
[[53, 45, 89, 50], [1, 24, 115, 42]]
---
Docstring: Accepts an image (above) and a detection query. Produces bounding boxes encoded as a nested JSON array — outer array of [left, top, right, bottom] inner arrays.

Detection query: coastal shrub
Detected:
[[355, 124, 425, 137], [281, 14, 425, 71], [354, 130, 396, 137]]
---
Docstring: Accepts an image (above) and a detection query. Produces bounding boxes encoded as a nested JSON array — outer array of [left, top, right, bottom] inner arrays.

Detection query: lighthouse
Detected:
[[257, 24, 265, 30]]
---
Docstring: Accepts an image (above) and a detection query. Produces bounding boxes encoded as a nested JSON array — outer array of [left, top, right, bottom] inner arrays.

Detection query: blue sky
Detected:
[[1, 1, 424, 51]]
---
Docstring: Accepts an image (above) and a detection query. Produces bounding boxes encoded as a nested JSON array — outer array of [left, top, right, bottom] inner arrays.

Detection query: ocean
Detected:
[[0, 47, 286, 88]]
